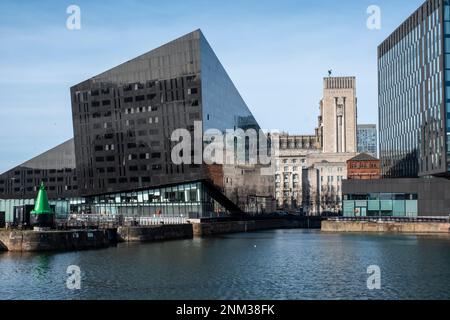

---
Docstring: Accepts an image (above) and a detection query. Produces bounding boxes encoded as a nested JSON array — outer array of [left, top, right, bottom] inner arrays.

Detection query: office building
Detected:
[[357, 124, 377, 157], [344, 0, 450, 217], [378, 0, 450, 178]]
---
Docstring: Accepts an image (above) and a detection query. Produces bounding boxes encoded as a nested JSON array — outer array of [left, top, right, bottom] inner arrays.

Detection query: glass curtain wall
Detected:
[[72, 182, 226, 218], [379, 5, 442, 176], [0, 199, 70, 222], [343, 193, 418, 217], [443, 0, 450, 170]]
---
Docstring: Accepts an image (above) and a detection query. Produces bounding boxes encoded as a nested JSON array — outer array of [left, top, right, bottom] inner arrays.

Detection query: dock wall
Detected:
[[117, 224, 193, 242], [0, 229, 115, 252], [322, 220, 450, 233]]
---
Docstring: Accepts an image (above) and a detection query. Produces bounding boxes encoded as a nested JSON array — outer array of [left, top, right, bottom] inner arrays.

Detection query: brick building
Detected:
[[346, 153, 381, 180]]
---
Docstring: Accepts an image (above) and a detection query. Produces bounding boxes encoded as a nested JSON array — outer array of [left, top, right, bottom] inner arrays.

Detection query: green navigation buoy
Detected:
[[31, 182, 53, 215], [30, 182, 55, 229]]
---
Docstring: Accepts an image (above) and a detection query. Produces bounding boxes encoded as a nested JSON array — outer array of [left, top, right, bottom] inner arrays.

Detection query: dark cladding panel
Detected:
[[343, 178, 450, 217], [0, 139, 78, 199], [71, 30, 210, 197]]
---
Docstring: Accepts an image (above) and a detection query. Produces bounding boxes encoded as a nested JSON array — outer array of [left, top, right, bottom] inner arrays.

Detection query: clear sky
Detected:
[[0, 0, 424, 173]]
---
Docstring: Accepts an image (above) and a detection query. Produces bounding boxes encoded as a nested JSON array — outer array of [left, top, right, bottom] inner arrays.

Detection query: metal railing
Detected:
[[328, 216, 450, 223], [57, 214, 189, 229], [127, 216, 188, 226]]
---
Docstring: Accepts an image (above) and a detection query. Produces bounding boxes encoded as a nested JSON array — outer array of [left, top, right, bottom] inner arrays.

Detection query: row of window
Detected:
[[0, 175, 76, 185], [95, 153, 161, 162], [3, 168, 73, 177], [349, 162, 379, 169], [320, 175, 344, 183], [124, 105, 158, 114], [0, 185, 78, 193], [91, 88, 196, 107], [78, 76, 198, 100]]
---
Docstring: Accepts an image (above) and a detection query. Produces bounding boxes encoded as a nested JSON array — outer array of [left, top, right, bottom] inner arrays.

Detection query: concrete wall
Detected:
[[190, 218, 316, 237], [322, 220, 450, 233], [117, 224, 193, 242], [119, 217, 322, 240], [0, 229, 114, 252]]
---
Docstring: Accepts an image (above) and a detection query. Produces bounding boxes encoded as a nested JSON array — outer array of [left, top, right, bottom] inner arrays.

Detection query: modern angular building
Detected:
[[0, 139, 78, 199], [0, 139, 78, 221], [357, 124, 377, 158], [0, 29, 274, 221]]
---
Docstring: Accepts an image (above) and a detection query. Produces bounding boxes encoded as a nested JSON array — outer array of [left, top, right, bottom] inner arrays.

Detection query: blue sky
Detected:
[[0, 0, 424, 173]]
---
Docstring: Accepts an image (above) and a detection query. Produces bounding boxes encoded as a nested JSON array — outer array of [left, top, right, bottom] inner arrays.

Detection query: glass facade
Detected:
[[69, 29, 272, 214], [378, 0, 448, 178], [200, 33, 259, 133], [0, 182, 227, 222], [0, 198, 70, 223], [343, 193, 418, 217], [357, 124, 378, 157], [444, 1, 450, 170], [70, 181, 225, 218], [71, 31, 205, 196]]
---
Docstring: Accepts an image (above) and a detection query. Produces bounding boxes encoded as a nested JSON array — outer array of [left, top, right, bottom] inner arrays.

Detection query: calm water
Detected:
[[1, 229, 450, 300]]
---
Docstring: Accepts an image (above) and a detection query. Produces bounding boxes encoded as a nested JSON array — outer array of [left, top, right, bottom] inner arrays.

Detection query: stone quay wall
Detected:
[[191, 218, 301, 237], [322, 220, 450, 233], [0, 229, 116, 252], [117, 224, 193, 242]]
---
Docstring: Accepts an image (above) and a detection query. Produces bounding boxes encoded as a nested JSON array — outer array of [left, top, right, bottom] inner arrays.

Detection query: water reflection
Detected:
[[33, 254, 52, 281], [1, 230, 450, 300]]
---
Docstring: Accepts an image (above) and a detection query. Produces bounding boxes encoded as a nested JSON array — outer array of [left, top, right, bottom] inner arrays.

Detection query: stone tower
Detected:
[[320, 76, 357, 153]]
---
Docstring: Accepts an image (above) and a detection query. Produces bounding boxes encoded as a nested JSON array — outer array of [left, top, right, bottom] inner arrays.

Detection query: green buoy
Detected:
[[31, 182, 53, 215], [30, 182, 55, 229]]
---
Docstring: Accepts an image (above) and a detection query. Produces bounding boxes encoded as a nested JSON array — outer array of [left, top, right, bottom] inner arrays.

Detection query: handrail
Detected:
[[58, 214, 189, 228], [327, 216, 450, 223]]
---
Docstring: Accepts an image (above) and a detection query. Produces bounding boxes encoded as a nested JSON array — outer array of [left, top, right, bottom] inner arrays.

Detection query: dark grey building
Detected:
[[378, 0, 450, 178], [0, 139, 78, 200], [343, 178, 450, 217], [70, 29, 273, 216], [0, 29, 274, 219], [357, 124, 377, 158]]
